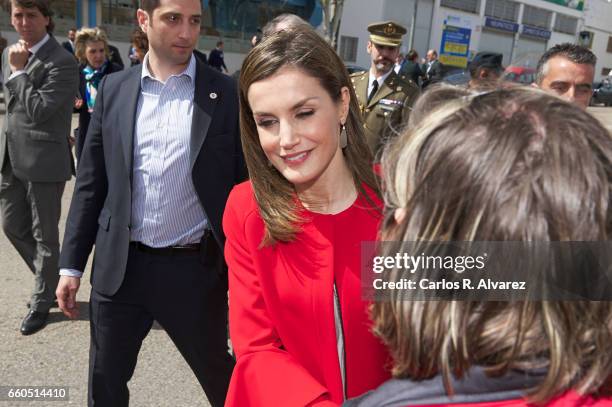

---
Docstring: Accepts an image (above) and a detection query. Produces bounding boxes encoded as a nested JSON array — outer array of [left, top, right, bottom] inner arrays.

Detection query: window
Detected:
[[339, 36, 358, 62], [522, 5, 552, 29], [607, 36, 612, 53], [553, 14, 577, 35], [441, 0, 480, 14], [485, 0, 519, 22]]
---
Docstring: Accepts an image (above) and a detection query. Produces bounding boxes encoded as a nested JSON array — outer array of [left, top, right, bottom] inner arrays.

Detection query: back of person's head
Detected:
[[131, 27, 148, 54], [12, 0, 54, 32], [406, 49, 418, 62], [406, 84, 471, 129], [375, 86, 612, 403], [239, 26, 378, 244], [536, 42, 596, 85], [468, 52, 503, 80], [74, 27, 109, 65], [262, 13, 310, 37]]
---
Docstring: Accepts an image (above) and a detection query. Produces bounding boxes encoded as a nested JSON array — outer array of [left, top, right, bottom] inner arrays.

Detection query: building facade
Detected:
[[337, 0, 612, 81], [1, 0, 610, 80], [0, 0, 322, 74]]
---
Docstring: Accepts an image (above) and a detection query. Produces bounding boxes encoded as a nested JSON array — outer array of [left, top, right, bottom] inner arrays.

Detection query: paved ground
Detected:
[[0, 107, 611, 407], [0, 115, 211, 407]]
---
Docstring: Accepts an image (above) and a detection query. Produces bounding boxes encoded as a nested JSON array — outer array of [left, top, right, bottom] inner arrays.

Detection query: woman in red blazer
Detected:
[[223, 27, 390, 406], [346, 86, 612, 406]]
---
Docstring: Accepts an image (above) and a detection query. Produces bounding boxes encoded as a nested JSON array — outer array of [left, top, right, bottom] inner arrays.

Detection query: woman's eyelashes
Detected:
[[255, 118, 277, 128], [255, 109, 315, 128], [296, 109, 314, 119]]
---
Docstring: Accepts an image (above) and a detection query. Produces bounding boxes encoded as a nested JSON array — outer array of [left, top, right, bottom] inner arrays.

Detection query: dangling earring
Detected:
[[340, 124, 348, 149]]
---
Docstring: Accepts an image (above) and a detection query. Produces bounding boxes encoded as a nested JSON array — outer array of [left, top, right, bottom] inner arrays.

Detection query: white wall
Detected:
[[584, 0, 612, 31], [338, 0, 385, 68], [548, 31, 577, 48], [382, 0, 416, 56], [589, 27, 612, 81], [583, 0, 612, 82], [414, 0, 436, 58]]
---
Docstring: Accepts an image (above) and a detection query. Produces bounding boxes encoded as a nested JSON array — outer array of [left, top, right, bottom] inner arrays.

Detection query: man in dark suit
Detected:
[[208, 40, 227, 73], [56, 0, 245, 406], [61, 27, 76, 54], [422, 49, 443, 88], [0, 0, 78, 335]]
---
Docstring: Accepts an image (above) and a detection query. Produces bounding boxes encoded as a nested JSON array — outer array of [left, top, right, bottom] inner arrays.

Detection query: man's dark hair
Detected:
[[216, 40, 223, 47], [536, 43, 597, 84], [407, 49, 418, 62], [140, 0, 160, 14], [11, 0, 55, 33]]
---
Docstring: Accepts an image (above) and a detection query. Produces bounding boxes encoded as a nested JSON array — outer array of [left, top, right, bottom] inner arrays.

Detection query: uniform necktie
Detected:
[[368, 80, 378, 103]]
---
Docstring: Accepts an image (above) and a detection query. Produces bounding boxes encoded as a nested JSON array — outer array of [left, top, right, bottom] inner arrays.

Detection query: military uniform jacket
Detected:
[[351, 70, 418, 158]]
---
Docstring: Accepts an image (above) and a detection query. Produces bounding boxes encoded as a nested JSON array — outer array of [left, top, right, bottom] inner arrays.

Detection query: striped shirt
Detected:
[[130, 53, 208, 247], [59, 53, 206, 278]]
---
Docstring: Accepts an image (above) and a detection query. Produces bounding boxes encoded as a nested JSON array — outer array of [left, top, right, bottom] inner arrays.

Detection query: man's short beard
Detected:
[[375, 61, 391, 73]]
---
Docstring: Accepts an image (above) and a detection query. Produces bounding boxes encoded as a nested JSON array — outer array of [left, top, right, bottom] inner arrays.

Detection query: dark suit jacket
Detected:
[[74, 61, 123, 162], [107, 44, 124, 69], [59, 57, 248, 296], [1, 35, 78, 182], [61, 40, 74, 54], [422, 59, 443, 88], [399, 60, 424, 85]]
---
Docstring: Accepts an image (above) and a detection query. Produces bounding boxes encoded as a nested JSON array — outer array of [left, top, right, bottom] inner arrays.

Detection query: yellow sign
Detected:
[[444, 43, 468, 54], [439, 54, 468, 68]]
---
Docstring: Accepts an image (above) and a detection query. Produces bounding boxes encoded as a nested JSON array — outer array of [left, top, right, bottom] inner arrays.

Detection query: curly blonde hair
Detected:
[[74, 27, 109, 66]]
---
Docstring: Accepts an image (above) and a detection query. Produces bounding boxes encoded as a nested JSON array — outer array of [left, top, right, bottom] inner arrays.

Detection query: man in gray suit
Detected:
[[0, 0, 78, 335]]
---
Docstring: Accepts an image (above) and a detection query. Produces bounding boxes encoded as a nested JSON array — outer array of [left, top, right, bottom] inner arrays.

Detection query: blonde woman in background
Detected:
[[73, 27, 122, 162]]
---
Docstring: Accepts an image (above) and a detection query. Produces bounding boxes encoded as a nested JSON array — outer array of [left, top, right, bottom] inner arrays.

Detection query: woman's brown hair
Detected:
[[374, 86, 612, 403], [239, 26, 380, 245]]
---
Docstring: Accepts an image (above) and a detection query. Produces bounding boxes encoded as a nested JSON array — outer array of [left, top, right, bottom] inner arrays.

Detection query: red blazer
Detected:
[[223, 181, 390, 407]]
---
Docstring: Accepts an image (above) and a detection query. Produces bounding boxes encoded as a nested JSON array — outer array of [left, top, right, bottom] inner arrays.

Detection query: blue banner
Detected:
[[439, 25, 472, 68], [485, 17, 519, 33], [522, 25, 551, 40]]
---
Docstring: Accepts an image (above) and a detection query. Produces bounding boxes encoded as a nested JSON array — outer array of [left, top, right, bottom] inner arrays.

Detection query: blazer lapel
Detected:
[[27, 35, 59, 71], [120, 67, 142, 179], [190, 59, 218, 170]]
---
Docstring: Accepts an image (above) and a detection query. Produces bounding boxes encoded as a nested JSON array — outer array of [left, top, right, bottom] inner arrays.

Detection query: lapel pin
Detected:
[[209, 92, 218, 99]]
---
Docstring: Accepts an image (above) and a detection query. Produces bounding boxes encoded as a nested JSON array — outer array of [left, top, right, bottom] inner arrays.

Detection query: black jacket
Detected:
[[74, 62, 123, 162], [60, 58, 248, 295]]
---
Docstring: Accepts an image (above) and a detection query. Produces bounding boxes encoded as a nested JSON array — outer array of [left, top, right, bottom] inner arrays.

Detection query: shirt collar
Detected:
[[369, 68, 392, 88], [141, 52, 196, 85], [28, 33, 50, 55]]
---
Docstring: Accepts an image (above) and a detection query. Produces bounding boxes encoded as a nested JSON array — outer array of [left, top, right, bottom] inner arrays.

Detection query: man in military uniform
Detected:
[[351, 21, 419, 158]]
